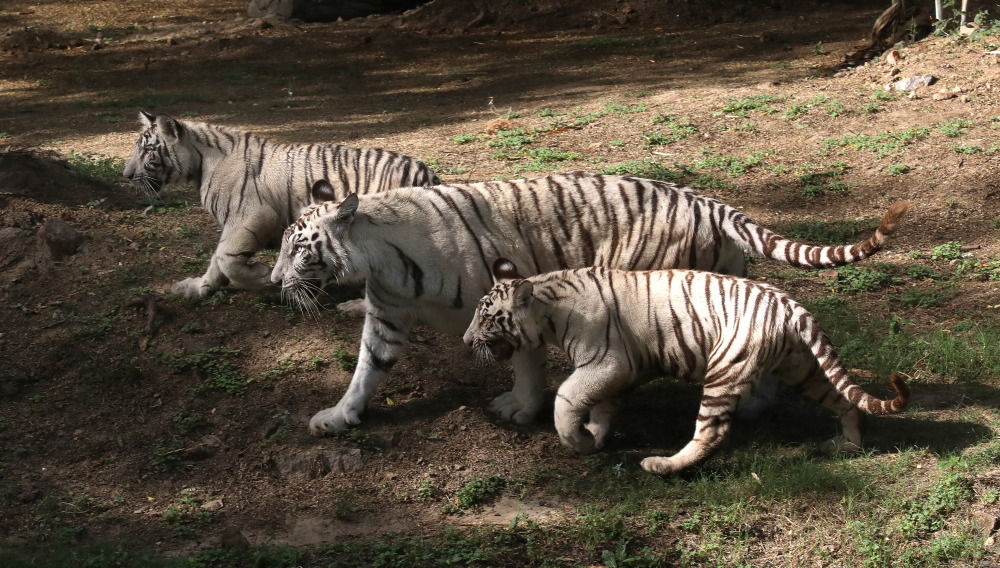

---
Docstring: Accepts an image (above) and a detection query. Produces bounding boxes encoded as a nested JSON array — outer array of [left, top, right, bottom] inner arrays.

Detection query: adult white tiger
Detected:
[[122, 111, 439, 298], [464, 260, 910, 474], [272, 171, 908, 435]]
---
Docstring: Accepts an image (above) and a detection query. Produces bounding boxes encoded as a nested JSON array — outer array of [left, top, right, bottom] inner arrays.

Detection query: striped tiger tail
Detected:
[[793, 305, 910, 415], [724, 201, 909, 268]]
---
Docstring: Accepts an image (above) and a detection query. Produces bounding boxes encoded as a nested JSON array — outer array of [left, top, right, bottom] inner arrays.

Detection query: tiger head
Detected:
[[123, 111, 194, 201], [271, 180, 361, 315], [463, 259, 541, 365]]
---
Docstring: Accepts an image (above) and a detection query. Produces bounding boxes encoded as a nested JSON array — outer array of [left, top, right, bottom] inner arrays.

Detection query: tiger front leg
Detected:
[[309, 308, 414, 435], [552, 372, 608, 454], [488, 345, 547, 425], [172, 221, 276, 298]]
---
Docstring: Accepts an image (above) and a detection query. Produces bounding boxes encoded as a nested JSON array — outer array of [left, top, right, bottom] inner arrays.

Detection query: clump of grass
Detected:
[[821, 127, 931, 157], [930, 241, 965, 261], [444, 475, 509, 512], [716, 94, 786, 118], [833, 264, 901, 293], [780, 218, 875, 244], [936, 118, 973, 138], [647, 114, 698, 144], [885, 162, 911, 176], [598, 159, 682, 182], [66, 151, 126, 186], [158, 347, 250, 397], [798, 162, 851, 197], [333, 348, 358, 372], [692, 148, 771, 177]]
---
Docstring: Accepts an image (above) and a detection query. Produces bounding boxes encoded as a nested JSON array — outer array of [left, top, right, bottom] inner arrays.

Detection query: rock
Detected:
[[200, 499, 224, 512], [893, 74, 936, 92], [0, 227, 22, 239], [37, 217, 84, 260], [933, 92, 956, 101]]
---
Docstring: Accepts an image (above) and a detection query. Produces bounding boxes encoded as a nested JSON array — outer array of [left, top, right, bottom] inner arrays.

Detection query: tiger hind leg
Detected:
[[774, 356, 865, 454], [641, 367, 755, 475]]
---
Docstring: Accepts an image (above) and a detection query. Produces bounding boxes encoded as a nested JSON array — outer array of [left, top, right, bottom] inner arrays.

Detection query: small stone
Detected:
[[200, 499, 224, 512]]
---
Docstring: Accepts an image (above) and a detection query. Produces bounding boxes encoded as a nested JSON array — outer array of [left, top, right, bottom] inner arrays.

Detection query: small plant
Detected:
[[447, 474, 508, 512], [416, 480, 436, 502], [930, 241, 965, 261], [951, 144, 983, 155], [158, 347, 250, 397], [451, 133, 481, 145], [870, 88, 898, 102], [66, 151, 126, 186], [936, 118, 972, 138], [171, 408, 204, 435], [825, 98, 845, 117], [799, 162, 851, 197], [860, 102, 881, 114], [898, 472, 973, 537], [834, 265, 901, 293], [333, 348, 358, 372], [895, 286, 957, 308], [885, 162, 911, 176], [822, 127, 930, 158], [717, 94, 786, 118], [813, 41, 826, 55], [162, 489, 213, 539]]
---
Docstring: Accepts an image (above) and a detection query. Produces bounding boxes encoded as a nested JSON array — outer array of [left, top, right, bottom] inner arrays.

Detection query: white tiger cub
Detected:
[[122, 111, 438, 298], [271, 172, 908, 435], [464, 260, 910, 474]]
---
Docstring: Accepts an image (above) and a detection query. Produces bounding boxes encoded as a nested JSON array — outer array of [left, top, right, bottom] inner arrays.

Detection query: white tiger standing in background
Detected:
[[271, 171, 908, 435], [464, 260, 910, 474], [122, 111, 439, 298]]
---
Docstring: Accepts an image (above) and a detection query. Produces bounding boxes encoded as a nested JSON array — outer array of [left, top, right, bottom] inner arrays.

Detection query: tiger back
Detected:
[[272, 171, 907, 436], [463, 260, 910, 475], [123, 111, 439, 298]]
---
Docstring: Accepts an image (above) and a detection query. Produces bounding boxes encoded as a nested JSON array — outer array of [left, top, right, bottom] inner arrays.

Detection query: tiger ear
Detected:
[[138, 110, 156, 128], [492, 258, 523, 283], [310, 179, 336, 204], [333, 193, 359, 230], [155, 115, 181, 142], [512, 279, 534, 309]]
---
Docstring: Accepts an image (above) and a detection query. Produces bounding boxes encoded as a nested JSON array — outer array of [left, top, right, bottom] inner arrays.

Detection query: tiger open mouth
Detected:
[[486, 338, 514, 361]]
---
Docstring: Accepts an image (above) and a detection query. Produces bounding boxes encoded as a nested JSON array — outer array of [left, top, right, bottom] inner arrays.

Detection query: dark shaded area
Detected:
[[247, 0, 426, 22]]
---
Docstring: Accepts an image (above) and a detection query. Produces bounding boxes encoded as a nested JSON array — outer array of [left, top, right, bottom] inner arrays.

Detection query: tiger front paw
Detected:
[[171, 277, 214, 298], [558, 425, 598, 454], [309, 404, 361, 436], [336, 299, 367, 318], [488, 391, 541, 425]]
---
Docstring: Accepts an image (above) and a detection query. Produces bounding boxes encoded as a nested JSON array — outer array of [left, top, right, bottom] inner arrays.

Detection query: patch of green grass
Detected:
[[885, 162, 911, 176], [162, 489, 213, 539], [930, 241, 966, 261], [66, 151, 125, 186], [158, 347, 250, 397], [833, 264, 902, 293], [798, 162, 851, 197], [936, 118, 973, 138], [860, 102, 881, 114], [692, 148, 772, 177], [645, 114, 697, 144], [446, 474, 508, 512], [870, 87, 898, 102], [894, 285, 957, 308], [451, 133, 481, 145], [957, 258, 1000, 281], [333, 347, 358, 372], [780, 218, 876, 244], [950, 144, 983, 154], [487, 128, 536, 150], [717, 94, 786, 118], [898, 471, 974, 537], [821, 127, 931, 158], [598, 159, 683, 182]]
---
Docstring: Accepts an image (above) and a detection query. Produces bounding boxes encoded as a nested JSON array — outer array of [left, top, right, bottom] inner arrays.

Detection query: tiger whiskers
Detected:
[[129, 176, 161, 203], [281, 279, 328, 318], [471, 340, 496, 367]]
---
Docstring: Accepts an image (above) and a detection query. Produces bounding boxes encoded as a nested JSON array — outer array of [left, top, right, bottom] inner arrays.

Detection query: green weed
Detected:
[[717, 94, 786, 118], [821, 127, 931, 157], [885, 162, 911, 176], [66, 151, 126, 186], [162, 489, 213, 539], [447, 474, 508, 512], [930, 241, 966, 261], [937, 118, 972, 138], [333, 348, 358, 372], [833, 264, 901, 293], [158, 347, 250, 397], [780, 218, 875, 244]]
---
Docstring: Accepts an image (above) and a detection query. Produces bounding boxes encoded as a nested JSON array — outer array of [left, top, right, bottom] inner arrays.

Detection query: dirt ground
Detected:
[[2, 0, 1000, 562]]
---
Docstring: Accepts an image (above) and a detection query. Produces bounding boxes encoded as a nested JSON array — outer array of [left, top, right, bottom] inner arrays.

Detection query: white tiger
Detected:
[[122, 111, 438, 298], [271, 172, 908, 435], [463, 260, 910, 474]]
